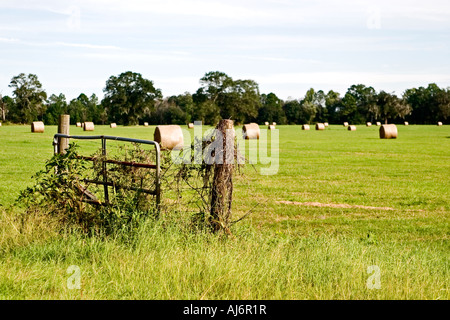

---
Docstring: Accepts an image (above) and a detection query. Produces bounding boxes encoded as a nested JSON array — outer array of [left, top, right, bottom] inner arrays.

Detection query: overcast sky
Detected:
[[1, 0, 449, 101]]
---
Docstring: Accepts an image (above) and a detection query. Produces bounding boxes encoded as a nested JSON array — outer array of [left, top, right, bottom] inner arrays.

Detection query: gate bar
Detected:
[[53, 134, 161, 210]]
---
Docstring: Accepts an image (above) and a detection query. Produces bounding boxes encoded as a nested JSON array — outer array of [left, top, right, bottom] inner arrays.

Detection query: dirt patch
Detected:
[[277, 201, 394, 211]]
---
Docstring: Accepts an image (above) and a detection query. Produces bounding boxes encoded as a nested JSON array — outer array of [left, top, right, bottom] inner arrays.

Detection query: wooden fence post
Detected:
[[210, 119, 234, 233], [58, 114, 70, 154]]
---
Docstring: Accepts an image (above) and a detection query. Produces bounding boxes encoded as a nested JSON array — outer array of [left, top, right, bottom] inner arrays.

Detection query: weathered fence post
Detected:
[[58, 114, 70, 154], [210, 119, 235, 233]]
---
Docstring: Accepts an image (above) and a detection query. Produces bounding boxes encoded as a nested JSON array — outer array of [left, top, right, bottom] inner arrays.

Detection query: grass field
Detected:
[[0, 124, 449, 299]]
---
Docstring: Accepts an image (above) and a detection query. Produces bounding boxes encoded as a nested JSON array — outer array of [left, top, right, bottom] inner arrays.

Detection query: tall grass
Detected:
[[1, 211, 448, 299]]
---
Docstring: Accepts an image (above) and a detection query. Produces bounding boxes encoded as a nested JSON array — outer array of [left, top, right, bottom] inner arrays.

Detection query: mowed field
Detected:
[[0, 124, 449, 299]]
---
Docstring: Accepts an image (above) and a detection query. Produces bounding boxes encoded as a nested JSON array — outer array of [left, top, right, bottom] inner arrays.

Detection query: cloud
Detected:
[[1, 0, 449, 34], [254, 71, 450, 85], [55, 42, 121, 50], [0, 37, 19, 42]]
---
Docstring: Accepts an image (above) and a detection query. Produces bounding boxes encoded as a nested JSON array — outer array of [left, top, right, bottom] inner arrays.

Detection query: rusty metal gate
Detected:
[[52, 134, 161, 209]]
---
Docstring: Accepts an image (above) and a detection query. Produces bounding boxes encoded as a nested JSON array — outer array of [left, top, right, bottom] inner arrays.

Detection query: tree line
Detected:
[[1, 71, 449, 126]]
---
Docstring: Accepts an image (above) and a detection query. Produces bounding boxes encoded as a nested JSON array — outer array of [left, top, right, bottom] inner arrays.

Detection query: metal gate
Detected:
[[52, 134, 161, 209]]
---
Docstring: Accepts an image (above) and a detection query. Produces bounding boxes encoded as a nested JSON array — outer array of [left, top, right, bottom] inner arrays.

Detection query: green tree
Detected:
[[325, 90, 341, 123], [283, 99, 302, 124], [312, 90, 328, 123], [436, 88, 450, 121], [152, 99, 187, 125], [258, 93, 286, 124], [199, 71, 233, 104], [298, 88, 321, 124], [8, 73, 47, 123], [102, 71, 162, 125], [338, 93, 357, 123], [192, 87, 221, 125], [377, 91, 411, 124], [68, 98, 87, 124], [0, 94, 14, 122], [346, 84, 377, 123], [299, 88, 329, 123], [404, 84, 449, 124], [167, 92, 194, 124], [222, 79, 260, 124], [43, 94, 68, 125], [194, 71, 261, 125], [299, 101, 317, 124]]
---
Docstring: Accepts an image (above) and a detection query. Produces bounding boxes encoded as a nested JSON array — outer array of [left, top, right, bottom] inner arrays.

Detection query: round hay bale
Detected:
[[324, 122, 329, 127], [0, 123, 2, 127], [348, 125, 356, 131], [366, 122, 372, 127], [380, 124, 398, 139], [188, 123, 194, 129], [242, 123, 260, 140], [110, 123, 117, 128], [83, 122, 94, 131], [404, 121, 409, 126], [272, 122, 276, 126], [154, 125, 184, 150], [343, 122, 349, 127], [31, 121, 45, 133], [144, 122, 149, 127], [264, 122, 269, 126], [315, 123, 325, 130], [437, 122, 443, 126], [302, 124, 310, 131], [268, 125, 276, 130], [376, 122, 381, 126], [76, 122, 82, 127]]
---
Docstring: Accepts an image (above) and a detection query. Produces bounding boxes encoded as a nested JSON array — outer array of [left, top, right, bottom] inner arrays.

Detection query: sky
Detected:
[[1, 0, 449, 101]]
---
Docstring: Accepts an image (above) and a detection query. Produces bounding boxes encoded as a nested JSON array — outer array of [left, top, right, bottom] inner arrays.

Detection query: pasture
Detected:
[[0, 124, 449, 299]]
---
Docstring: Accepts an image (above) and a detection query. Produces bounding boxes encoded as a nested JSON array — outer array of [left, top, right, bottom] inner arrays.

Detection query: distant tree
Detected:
[[151, 98, 187, 125], [346, 84, 377, 123], [68, 98, 87, 124], [168, 92, 194, 124], [338, 93, 358, 123], [283, 99, 302, 124], [0, 94, 5, 121], [298, 88, 321, 124], [404, 84, 448, 124], [325, 90, 341, 123], [299, 101, 317, 124], [43, 93, 67, 125], [312, 90, 328, 123], [79, 93, 105, 124], [66, 93, 102, 124], [436, 88, 450, 121], [222, 79, 260, 124], [193, 71, 262, 125], [193, 71, 230, 125], [196, 71, 261, 124], [102, 71, 162, 125], [199, 71, 233, 104], [192, 87, 221, 125], [258, 93, 286, 124], [377, 91, 411, 124], [0, 94, 13, 121], [8, 73, 47, 123]]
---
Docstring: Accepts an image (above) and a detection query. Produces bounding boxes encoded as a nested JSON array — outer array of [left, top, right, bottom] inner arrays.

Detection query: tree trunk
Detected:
[[210, 119, 234, 233], [0, 95, 5, 121]]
